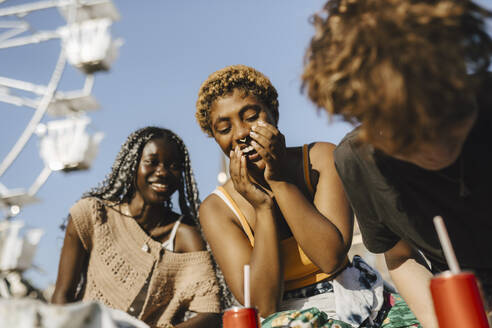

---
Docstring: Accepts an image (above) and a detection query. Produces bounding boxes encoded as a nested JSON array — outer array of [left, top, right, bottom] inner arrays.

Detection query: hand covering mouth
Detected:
[[240, 144, 256, 155]]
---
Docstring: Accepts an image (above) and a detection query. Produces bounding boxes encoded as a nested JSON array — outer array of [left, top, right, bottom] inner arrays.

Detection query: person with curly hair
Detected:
[[196, 64, 418, 328], [52, 127, 221, 328], [303, 0, 492, 326]]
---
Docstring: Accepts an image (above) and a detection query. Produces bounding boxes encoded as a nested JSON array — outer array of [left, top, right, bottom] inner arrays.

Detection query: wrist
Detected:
[[254, 202, 274, 212], [267, 179, 291, 190], [264, 163, 291, 182]]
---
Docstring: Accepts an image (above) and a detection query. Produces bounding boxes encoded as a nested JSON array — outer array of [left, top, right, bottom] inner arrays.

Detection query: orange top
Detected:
[[214, 144, 348, 291]]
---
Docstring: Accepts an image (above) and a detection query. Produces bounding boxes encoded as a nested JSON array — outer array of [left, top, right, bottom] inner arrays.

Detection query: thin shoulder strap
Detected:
[[162, 215, 183, 251], [303, 144, 314, 196], [212, 186, 255, 246]]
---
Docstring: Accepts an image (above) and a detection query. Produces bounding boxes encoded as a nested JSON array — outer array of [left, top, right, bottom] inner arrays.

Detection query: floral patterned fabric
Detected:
[[261, 293, 421, 328], [381, 294, 421, 328], [262, 307, 352, 328], [277, 256, 385, 326]]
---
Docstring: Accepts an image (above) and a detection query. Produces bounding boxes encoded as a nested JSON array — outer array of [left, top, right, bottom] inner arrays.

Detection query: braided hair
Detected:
[[84, 126, 235, 309], [83, 126, 200, 222]]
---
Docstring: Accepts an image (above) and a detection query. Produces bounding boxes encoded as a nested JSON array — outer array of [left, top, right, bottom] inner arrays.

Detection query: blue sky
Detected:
[[0, 0, 354, 289], [1, 0, 490, 291]]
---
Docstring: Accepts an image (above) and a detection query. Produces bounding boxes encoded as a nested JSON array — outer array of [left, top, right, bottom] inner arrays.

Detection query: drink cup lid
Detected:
[[434, 270, 474, 278], [225, 306, 257, 312]]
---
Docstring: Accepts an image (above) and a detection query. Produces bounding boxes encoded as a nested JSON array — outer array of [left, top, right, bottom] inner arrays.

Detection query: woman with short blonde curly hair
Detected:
[[196, 64, 279, 137], [195, 64, 420, 328]]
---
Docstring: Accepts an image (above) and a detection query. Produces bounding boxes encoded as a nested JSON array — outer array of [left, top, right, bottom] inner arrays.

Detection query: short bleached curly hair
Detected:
[[196, 65, 279, 137], [302, 0, 492, 155]]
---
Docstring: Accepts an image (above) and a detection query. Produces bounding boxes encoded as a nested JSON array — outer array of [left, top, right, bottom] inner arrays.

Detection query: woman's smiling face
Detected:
[[135, 137, 182, 204], [210, 89, 276, 171]]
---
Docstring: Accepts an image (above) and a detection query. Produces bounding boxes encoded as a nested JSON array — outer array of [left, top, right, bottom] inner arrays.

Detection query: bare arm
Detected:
[[51, 215, 89, 304], [257, 138, 352, 274], [199, 149, 283, 317], [200, 192, 282, 317], [385, 239, 438, 328]]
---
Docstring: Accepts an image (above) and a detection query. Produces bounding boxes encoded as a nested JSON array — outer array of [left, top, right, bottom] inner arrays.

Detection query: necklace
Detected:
[[141, 237, 152, 253], [117, 203, 166, 253], [435, 155, 470, 198]]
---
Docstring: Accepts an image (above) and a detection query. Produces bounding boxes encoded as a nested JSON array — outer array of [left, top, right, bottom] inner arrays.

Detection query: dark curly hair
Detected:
[[83, 126, 199, 221], [196, 64, 279, 136], [302, 0, 492, 155]]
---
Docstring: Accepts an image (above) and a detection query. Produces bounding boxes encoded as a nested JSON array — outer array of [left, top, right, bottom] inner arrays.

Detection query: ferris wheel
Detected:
[[0, 0, 121, 218], [0, 0, 121, 288]]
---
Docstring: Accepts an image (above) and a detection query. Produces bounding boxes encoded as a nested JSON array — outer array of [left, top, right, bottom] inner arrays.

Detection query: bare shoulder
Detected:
[[309, 142, 336, 169], [176, 223, 206, 252], [198, 187, 248, 248], [177, 189, 235, 253], [199, 190, 233, 228]]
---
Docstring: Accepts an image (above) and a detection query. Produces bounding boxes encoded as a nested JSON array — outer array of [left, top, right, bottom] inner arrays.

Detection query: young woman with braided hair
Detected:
[[52, 126, 221, 328]]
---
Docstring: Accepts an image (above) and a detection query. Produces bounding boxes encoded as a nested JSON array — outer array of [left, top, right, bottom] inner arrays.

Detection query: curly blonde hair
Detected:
[[196, 65, 279, 137], [302, 0, 492, 154]]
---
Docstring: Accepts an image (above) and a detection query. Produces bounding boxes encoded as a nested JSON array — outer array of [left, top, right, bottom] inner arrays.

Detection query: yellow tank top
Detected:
[[214, 144, 348, 291]]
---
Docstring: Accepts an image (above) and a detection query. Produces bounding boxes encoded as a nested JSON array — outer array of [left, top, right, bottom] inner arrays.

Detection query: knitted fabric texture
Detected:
[[70, 198, 220, 327]]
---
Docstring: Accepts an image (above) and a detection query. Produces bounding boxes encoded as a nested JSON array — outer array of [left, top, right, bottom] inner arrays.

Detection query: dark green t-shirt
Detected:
[[334, 81, 492, 296]]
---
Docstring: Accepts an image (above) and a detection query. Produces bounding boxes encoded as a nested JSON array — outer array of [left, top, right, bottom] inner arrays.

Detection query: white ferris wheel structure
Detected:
[[0, 0, 120, 285]]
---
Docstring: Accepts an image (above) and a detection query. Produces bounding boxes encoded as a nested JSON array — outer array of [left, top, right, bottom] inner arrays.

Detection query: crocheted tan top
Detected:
[[70, 197, 220, 327]]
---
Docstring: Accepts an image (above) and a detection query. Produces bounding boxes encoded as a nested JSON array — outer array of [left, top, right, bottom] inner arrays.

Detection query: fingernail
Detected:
[[250, 131, 257, 137], [258, 121, 266, 126]]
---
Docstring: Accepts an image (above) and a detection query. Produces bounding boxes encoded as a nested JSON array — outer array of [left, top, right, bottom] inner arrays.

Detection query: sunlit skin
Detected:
[[200, 88, 353, 317], [379, 112, 477, 171], [131, 138, 182, 217], [210, 90, 283, 211], [211, 90, 278, 176], [52, 137, 220, 328]]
